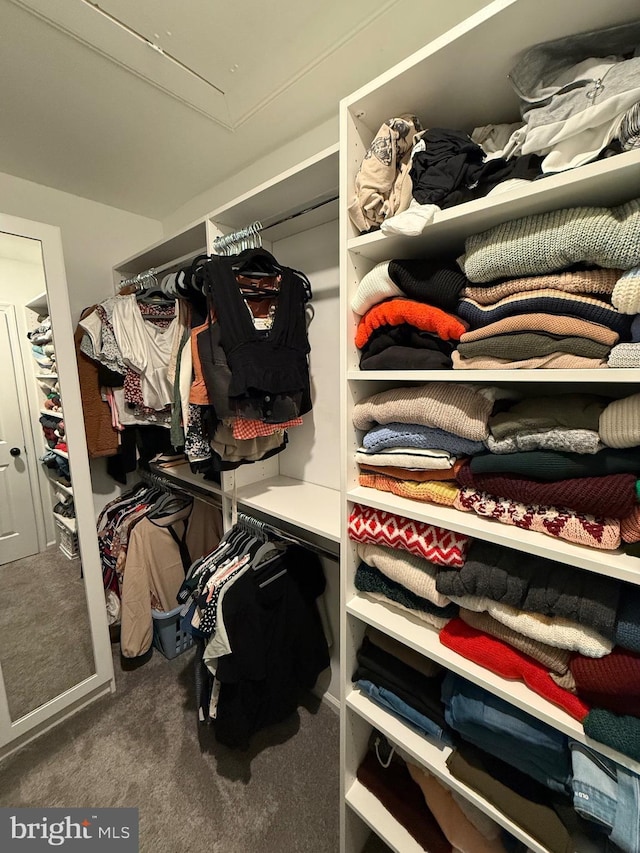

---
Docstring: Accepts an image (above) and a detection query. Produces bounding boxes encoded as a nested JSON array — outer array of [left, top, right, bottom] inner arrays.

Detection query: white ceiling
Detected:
[[0, 0, 489, 219]]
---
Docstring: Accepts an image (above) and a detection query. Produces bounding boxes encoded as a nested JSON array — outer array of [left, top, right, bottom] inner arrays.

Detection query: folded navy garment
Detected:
[[353, 635, 448, 729], [470, 448, 640, 480]]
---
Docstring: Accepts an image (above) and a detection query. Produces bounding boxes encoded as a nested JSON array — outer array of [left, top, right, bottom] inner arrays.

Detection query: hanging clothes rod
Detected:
[[212, 193, 338, 255], [236, 510, 339, 562], [118, 268, 157, 293], [261, 194, 338, 233], [212, 221, 263, 256], [139, 466, 224, 513]]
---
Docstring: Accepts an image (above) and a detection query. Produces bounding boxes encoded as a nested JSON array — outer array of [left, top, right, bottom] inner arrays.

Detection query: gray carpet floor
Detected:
[[0, 544, 93, 720], [0, 644, 341, 852]]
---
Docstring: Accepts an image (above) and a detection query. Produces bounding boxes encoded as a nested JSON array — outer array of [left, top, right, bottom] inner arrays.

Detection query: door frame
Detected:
[[0, 302, 50, 555], [0, 213, 115, 759]]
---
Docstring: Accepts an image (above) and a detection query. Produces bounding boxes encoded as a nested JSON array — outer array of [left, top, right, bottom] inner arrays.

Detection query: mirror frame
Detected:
[[0, 212, 115, 759]]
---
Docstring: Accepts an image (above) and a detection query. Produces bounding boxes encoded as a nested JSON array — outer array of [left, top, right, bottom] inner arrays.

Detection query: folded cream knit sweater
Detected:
[[357, 542, 451, 607]]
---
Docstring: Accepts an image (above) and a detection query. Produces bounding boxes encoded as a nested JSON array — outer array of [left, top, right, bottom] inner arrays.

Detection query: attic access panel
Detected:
[[34, 0, 400, 127]]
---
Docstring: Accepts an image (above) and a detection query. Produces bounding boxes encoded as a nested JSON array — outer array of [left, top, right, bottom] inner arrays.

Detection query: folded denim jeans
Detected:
[[442, 672, 571, 793], [356, 680, 453, 745], [570, 741, 640, 853]]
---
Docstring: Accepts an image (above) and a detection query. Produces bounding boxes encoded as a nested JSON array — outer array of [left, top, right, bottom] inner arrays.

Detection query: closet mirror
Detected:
[[0, 228, 95, 723]]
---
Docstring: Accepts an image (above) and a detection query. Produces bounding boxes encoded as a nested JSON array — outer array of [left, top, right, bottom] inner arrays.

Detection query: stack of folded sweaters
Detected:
[[354, 383, 640, 553], [351, 258, 468, 370], [348, 498, 640, 765], [352, 199, 640, 371]]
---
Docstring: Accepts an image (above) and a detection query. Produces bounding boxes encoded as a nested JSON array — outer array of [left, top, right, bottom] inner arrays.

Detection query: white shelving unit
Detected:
[[112, 144, 341, 708], [339, 1, 640, 851], [24, 290, 75, 559]]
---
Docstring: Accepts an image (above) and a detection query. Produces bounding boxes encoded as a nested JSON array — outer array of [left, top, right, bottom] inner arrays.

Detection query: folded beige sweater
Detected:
[[357, 542, 451, 607], [352, 382, 494, 439], [461, 268, 621, 305], [459, 313, 619, 346]]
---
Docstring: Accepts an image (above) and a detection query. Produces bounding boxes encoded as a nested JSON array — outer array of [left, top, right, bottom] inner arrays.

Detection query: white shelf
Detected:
[[347, 692, 552, 853], [347, 369, 640, 384], [347, 486, 640, 584], [210, 145, 339, 244], [25, 291, 48, 314], [53, 512, 76, 533], [347, 593, 640, 775], [236, 475, 340, 543], [39, 408, 63, 418], [53, 481, 73, 497], [345, 780, 424, 853], [50, 447, 68, 460], [35, 373, 57, 381], [115, 220, 208, 278]]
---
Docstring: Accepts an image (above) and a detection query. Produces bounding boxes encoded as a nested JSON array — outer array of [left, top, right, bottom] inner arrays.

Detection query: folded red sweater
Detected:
[[456, 462, 636, 519], [439, 618, 589, 721], [355, 297, 468, 348], [570, 647, 640, 717]]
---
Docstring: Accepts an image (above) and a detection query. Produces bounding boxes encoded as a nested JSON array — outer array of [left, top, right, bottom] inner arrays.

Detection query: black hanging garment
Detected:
[[211, 545, 330, 749], [203, 253, 312, 424]]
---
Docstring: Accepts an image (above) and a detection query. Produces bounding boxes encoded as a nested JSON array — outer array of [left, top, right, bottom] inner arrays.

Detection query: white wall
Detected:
[[161, 117, 337, 235], [0, 170, 162, 324]]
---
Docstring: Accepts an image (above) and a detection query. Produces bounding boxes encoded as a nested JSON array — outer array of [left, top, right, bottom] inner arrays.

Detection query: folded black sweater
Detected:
[[435, 539, 621, 639]]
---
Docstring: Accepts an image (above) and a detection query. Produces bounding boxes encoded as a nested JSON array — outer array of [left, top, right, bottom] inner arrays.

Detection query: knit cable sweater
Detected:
[[457, 290, 630, 336], [353, 382, 494, 439], [355, 298, 467, 348], [459, 198, 640, 283], [435, 539, 621, 638]]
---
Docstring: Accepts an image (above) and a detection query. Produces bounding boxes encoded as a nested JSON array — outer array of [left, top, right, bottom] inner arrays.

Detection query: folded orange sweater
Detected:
[[355, 297, 468, 348]]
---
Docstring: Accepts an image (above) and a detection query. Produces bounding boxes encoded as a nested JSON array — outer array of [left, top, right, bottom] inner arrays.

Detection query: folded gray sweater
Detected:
[[434, 539, 621, 639]]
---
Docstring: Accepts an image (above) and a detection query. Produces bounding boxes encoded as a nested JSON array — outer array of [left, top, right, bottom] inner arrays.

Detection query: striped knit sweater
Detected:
[[457, 290, 629, 336]]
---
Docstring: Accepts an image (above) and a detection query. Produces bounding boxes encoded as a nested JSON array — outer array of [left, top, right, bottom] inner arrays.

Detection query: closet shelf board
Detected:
[[25, 292, 48, 314], [236, 475, 340, 543], [347, 369, 640, 384], [53, 482, 73, 497], [53, 512, 76, 533], [39, 409, 63, 418], [347, 150, 640, 263], [347, 594, 640, 775], [345, 780, 424, 853], [209, 144, 339, 244], [347, 692, 553, 853], [347, 486, 640, 584], [115, 220, 208, 278], [36, 374, 58, 381], [49, 447, 69, 460]]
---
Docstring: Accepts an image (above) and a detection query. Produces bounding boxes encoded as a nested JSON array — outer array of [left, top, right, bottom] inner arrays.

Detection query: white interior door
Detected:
[[0, 306, 39, 564]]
